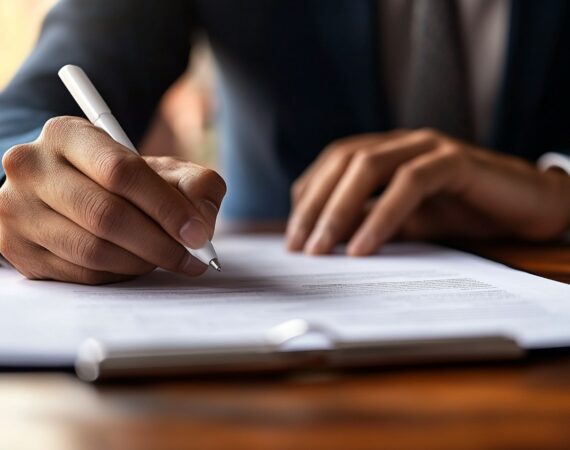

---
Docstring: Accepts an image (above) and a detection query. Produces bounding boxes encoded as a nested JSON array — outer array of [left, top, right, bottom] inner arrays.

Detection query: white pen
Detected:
[[58, 65, 221, 272]]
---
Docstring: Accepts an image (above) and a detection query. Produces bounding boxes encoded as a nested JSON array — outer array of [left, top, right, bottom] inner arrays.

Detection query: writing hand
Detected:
[[0, 117, 226, 284]]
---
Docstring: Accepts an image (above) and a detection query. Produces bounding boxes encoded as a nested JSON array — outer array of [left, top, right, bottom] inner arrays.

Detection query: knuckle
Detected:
[[324, 134, 376, 156], [84, 192, 123, 236], [2, 144, 37, 177], [414, 127, 439, 141], [41, 117, 69, 137], [439, 143, 462, 158], [440, 144, 469, 173], [142, 156, 167, 174], [352, 149, 374, 167], [395, 163, 423, 188], [76, 236, 109, 268], [327, 148, 354, 170], [41, 116, 86, 141], [198, 168, 227, 199], [351, 149, 379, 175], [323, 139, 354, 160], [331, 144, 352, 160], [97, 151, 141, 192], [179, 166, 227, 207]]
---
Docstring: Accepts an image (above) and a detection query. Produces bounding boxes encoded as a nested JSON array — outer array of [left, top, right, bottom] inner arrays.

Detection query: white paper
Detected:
[[1, 235, 569, 366]]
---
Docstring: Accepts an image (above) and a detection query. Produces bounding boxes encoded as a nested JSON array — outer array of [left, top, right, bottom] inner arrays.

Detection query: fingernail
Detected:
[[305, 227, 333, 254], [199, 200, 219, 226], [180, 219, 209, 249]]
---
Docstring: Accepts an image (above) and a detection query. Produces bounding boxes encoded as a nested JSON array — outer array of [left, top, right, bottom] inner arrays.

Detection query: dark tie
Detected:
[[401, 0, 474, 141]]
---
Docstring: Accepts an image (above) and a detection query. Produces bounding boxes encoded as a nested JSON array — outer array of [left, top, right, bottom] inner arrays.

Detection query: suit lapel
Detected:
[[490, 0, 567, 155]]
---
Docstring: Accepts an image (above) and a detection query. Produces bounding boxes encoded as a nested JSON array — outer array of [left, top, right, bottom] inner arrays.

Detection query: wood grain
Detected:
[[1, 240, 569, 450]]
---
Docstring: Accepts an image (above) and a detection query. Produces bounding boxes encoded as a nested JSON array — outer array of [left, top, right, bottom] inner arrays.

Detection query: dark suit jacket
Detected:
[[0, 0, 569, 218]]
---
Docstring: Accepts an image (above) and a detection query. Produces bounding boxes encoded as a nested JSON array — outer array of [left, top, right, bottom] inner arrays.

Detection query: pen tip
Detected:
[[209, 258, 222, 272]]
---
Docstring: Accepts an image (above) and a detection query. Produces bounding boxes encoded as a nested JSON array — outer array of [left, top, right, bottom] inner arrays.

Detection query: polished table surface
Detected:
[[1, 239, 569, 450]]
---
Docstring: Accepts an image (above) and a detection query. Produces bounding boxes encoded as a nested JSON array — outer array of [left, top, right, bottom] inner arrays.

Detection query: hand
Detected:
[[286, 128, 570, 255], [0, 116, 226, 284]]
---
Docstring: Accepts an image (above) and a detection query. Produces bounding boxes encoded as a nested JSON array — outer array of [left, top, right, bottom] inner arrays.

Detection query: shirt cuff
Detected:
[[537, 152, 570, 175]]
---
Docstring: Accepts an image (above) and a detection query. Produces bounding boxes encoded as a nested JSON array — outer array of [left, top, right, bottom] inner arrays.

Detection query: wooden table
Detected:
[[1, 240, 569, 450]]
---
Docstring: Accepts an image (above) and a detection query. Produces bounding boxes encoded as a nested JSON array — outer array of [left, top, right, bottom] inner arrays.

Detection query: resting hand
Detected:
[[286, 129, 570, 255], [0, 116, 226, 284]]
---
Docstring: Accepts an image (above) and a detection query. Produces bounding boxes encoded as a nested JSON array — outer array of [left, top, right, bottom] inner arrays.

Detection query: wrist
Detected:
[[545, 169, 570, 232]]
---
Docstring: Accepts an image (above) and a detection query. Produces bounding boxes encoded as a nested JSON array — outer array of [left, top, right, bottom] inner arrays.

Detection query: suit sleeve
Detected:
[[0, 0, 195, 181]]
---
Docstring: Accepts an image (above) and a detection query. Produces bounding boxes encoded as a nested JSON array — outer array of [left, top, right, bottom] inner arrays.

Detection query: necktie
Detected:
[[401, 0, 474, 141]]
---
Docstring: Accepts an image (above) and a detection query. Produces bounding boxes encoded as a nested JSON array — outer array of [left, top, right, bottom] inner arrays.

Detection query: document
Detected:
[[1, 235, 569, 367]]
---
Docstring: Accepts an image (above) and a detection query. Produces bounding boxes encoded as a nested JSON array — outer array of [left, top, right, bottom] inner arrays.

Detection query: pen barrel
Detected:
[[58, 65, 111, 123], [94, 114, 138, 154], [187, 240, 218, 266]]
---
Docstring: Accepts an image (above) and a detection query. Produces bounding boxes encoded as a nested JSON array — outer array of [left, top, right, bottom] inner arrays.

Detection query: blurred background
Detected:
[[0, 0, 218, 167], [0, 0, 56, 88]]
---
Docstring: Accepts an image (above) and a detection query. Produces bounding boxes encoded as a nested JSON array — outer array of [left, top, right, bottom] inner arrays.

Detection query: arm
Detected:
[[0, 0, 195, 178]]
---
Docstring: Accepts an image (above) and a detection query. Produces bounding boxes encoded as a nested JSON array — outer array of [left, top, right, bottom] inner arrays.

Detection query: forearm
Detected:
[[0, 0, 195, 182]]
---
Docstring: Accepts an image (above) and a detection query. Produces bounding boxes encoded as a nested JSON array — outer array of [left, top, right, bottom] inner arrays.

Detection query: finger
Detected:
[[347, 146, 467, 255], [287, 132, 410, 248], [1, 235, 131, 285], [16, 204, 155, 275], [286, 150, 352, 251], [35, 164, 206, 277], [49, 118, 213, 249], [303, 130, 439, 254], [177, 166, 226, 227], [143, 157, 227, 228], [290, 130, 408, 208], [290, 133, 398, 206]]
